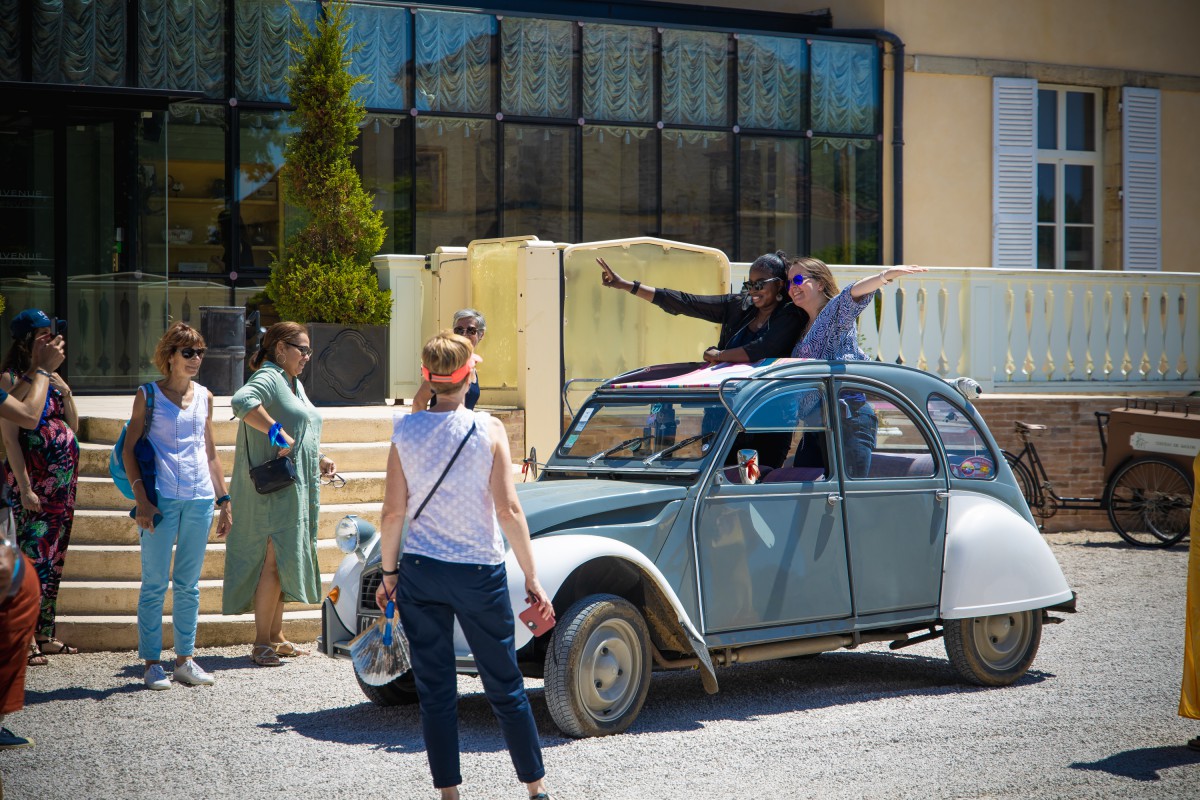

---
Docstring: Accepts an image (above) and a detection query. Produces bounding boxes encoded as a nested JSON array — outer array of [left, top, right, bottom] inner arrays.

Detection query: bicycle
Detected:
[[1002, 401, 1194, 547]]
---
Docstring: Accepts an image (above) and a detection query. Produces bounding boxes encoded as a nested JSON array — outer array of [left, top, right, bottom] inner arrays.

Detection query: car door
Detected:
[[694, 381, 853, 634], [835, 381, 948, 621]]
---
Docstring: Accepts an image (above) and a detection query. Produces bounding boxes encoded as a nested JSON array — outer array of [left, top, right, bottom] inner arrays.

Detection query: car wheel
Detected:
[[354, 665, 420, 706], [1106, 457, 1192, 548], [943, 611, 1042, 686], [543, 594, 651, 738]]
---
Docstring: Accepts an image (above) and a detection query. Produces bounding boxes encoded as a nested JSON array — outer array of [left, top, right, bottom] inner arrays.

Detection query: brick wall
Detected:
[[974, 394, 1154, 532]]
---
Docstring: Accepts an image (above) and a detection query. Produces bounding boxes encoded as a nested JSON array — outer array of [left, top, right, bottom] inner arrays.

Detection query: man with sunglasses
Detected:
[[598, 250, 803, 365]]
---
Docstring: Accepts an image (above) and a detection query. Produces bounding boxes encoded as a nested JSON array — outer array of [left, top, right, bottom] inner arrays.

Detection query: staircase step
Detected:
[[55, 575, 334, 616], [54, 610, 322, 652], [77, 440, 393, 478], [70, 503, 383, 545], [76, 471, 387, 509], [80, 415, 397, 446], [61, 539, 347, 582]]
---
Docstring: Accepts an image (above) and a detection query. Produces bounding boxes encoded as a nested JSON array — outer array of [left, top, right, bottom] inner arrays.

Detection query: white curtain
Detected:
[[811, 40, 876, 135], [33, 0, 126, 85], [138, 0, 224, 95], [234, 0, 319, 103], [661, 29, 729, 127], [414, 9, 493, 114], [738, 34, 805, 131], [582, 23, 653, 123], [348, 1, 409, 110], [501, 17, 574, 118]]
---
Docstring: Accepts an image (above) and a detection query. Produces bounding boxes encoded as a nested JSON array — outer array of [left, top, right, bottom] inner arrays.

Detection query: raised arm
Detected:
[[0, 334, 62, 428], [850, 264, 928, 300]]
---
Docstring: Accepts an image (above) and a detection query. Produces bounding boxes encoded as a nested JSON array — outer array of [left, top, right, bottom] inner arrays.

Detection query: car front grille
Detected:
[[360, 569, 382, 615]]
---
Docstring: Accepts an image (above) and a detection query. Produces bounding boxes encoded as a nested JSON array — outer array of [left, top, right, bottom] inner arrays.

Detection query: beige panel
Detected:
[[466, 235, 542, 393], [1162, 91, 1200, 273], [902, 72, 992, 268], [886, 0, 1200, 77]]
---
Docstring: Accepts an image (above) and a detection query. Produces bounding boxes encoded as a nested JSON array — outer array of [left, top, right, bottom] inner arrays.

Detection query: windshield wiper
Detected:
[[586, 435, 651, 464], [642, 431, 715, 465]]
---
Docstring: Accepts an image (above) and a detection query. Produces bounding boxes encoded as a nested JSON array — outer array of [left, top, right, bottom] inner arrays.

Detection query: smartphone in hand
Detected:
[[519, 600, 556, 637]]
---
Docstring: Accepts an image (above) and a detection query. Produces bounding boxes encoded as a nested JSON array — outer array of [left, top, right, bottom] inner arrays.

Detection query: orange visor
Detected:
[[422, 353, 482, 384]]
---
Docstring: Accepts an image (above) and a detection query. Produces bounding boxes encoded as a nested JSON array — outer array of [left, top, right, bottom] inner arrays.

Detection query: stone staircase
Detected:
[[57, 413, 395, 652]]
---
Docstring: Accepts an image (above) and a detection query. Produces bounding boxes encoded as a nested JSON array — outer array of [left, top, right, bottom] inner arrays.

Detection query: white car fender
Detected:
[[503, 533, 718, 691], [941, 492, 1074, 619], [329, 551, 367, 634]]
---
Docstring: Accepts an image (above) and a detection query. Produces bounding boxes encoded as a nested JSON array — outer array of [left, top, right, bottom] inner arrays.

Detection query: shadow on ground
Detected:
[[1070, 745, 1200, 781]]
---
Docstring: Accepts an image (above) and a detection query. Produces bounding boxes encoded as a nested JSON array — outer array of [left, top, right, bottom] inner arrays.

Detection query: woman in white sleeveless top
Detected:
[[376, 331, 556, 800], [122, 322, 230, 691]]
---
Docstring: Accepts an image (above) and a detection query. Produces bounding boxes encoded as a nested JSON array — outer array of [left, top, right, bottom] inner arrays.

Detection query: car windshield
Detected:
[[559, 398, 726, 466]]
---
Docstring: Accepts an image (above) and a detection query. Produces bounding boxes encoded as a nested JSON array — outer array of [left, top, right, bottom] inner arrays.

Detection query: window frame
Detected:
[[1036, 84, 1103, 270]]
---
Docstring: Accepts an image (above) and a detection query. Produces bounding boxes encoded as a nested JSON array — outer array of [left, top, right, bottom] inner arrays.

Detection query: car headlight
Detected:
[[334, 515, 376, 557]]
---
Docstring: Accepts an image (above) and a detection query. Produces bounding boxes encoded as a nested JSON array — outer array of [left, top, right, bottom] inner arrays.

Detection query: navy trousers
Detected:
[[397, 553, 545, 789]]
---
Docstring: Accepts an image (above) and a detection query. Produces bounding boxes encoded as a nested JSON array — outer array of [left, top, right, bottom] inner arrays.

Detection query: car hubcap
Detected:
[[971, 612, 1033, 671], [575, 618, 642, 722]]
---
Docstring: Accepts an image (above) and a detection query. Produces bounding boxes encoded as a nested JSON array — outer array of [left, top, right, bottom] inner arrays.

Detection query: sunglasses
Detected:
[[789, 274, 808, 287], [284, 341, 313, 357], [179, 347, 206, 360], [320, 473, 347, 489], [741, 277, 782, 292], [453, 326, 481, 337]]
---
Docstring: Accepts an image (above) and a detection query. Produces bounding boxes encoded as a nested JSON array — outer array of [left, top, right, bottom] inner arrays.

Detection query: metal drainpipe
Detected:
[[820, 28, 905, 265]]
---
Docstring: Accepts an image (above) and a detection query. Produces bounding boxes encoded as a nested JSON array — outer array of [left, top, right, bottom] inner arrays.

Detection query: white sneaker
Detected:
[[174, 659, 216, 686], [144, 664, 171, 691]]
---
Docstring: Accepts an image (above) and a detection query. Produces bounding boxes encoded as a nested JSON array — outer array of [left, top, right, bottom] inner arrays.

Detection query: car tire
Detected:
[[543, 594, 652, 738], [354, 666, 420, 706], [943, 611, 1042, 687]]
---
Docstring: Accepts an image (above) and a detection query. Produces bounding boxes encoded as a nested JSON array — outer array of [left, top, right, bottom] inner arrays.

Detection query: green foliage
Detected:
[[267, 0, 391, 326]]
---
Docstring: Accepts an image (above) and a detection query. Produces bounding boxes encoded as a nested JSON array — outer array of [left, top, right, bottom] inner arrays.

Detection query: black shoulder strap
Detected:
[[411, 421, 477, 522]]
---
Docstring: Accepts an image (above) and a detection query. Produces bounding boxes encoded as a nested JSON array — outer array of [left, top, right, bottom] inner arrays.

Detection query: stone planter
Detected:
[[302, 322, 388, 406]]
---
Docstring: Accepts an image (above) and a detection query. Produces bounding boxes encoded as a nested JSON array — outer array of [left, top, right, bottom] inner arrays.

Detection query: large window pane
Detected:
[[501, 18, 575, 118], [1037, 163, 1055, 223], [235, 0, 320, 102], [415, 117, 497, 252], [503, 125, 575, 242], [0, 123, 55, 309], [354, 115, 413, 255], [1038, 89, 1057, 150], [811, 138, 879, 264], [1037, 225, 1055, 269], [0, 1, 18, 81], [1065, 91, 1096, 152], [33, 0, 126, 85], [238, 110, 296, 274], [662, 130, 732, 255], [415, 9, 494, 114], [582, 125, 657, 241], [348, 1, 410, 110], [139, 0, 224, 95], [811, 41, 878, 135], [661, 29, 730, 127], [582, 24, 654, 123], [738, 34, 806, 131], [739, 136, 805, 262], [1064, 164, 1094, 224], [1064, 226, 1094, 270]]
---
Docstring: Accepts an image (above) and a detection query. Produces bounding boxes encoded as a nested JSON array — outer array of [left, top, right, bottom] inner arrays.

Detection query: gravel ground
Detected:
[[3, 530, 1197, 800]]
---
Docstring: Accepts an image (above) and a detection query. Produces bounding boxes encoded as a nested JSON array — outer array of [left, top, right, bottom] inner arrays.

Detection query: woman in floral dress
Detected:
[[0, 309, 81, 666]]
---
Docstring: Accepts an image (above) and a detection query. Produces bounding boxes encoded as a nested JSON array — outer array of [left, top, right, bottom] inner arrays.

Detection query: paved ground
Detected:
[[2, 530, 1198, 800]]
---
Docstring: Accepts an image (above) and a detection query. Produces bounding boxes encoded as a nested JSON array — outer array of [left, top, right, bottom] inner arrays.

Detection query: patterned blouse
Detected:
[[790, 283, 875, 361]]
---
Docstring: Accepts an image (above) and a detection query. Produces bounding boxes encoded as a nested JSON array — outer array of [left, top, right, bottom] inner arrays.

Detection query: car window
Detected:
[[558, 399, 724, 464], [839, 387, 936, 480], [722, 383, 831, 481], [927, 394, 998, 480]]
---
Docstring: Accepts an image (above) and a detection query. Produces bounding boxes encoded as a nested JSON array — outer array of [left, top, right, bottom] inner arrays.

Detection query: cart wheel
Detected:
[[1106, 457, 1192, 547]]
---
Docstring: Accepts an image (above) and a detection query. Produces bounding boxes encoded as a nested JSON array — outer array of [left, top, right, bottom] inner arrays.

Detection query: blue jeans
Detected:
[[842, 400, 879, 479], [397, 554, 545, 789], [137, 497, 214, 660]]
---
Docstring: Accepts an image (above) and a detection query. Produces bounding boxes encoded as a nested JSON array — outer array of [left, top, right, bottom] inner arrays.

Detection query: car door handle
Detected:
[[935, 490, 950, 502], [826, 493, 842, 506]]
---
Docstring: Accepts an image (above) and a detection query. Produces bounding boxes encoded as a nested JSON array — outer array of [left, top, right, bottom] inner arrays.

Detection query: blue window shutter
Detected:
[[1122, 87, 1161, 271], [992, 77, 1037, 269]]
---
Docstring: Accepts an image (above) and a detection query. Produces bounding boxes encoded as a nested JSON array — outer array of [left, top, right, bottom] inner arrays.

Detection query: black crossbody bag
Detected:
[[243, 422, 299, 495]]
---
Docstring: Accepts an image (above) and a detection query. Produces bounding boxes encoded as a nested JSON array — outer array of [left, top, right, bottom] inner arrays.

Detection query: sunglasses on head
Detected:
[[284, 341, 312, 357], [179, 347, 206, 360], [741, 277, 782, 292], [453, 326, 481, 337], [789, 274, 808, 287]]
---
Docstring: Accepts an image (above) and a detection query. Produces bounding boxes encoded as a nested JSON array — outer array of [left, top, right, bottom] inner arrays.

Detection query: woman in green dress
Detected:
[[222, 322, 336, 666]]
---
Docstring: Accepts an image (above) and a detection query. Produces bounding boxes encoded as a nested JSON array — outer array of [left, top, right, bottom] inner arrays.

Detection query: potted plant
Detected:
[[266, 0, 391, 405]]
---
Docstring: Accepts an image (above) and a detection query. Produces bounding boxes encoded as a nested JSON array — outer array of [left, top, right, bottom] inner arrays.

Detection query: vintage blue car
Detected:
[[319, 359, 1075, 738]]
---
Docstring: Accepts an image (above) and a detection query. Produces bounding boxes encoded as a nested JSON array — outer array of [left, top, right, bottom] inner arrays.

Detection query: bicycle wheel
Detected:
[[1003, 450, 1037, 515], [1106, 457, 1192, 547]]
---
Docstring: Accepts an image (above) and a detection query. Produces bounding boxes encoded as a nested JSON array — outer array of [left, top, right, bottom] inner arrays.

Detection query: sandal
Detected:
[[250, 644, 282, 667], [271, 641, 309, 657], [35, 638, 79, 655], [1188, 736, 1200, 752], [26, 643, 48, 667]]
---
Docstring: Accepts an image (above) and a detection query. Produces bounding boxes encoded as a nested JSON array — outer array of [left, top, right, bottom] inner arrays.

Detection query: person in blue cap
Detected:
[[1, 309, 81, 667], [0, 324, 65, 751]]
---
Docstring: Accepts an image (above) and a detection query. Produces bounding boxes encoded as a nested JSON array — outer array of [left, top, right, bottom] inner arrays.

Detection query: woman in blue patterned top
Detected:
[[787, 257, 927, 476]]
